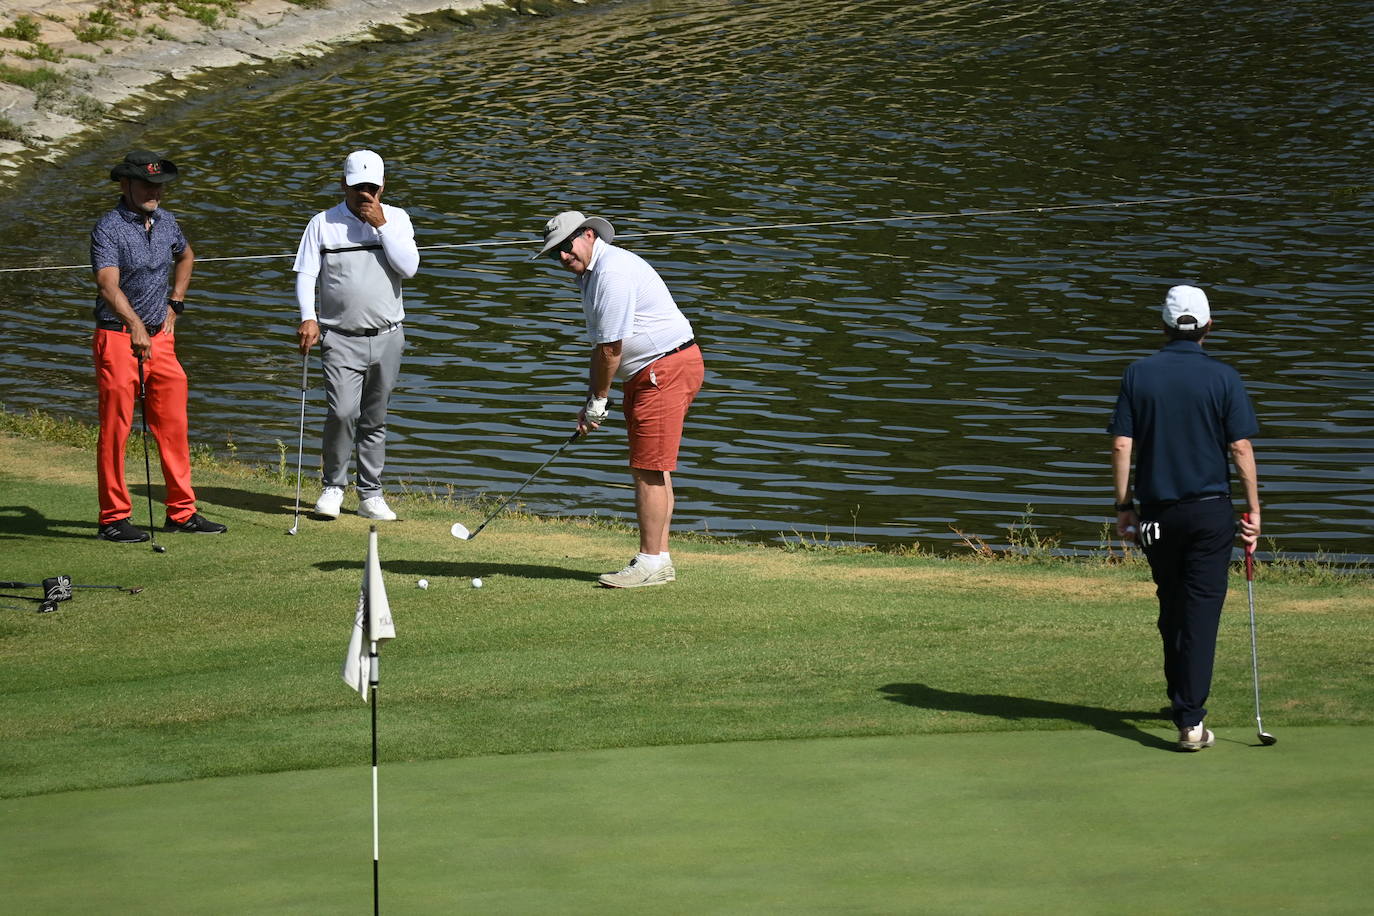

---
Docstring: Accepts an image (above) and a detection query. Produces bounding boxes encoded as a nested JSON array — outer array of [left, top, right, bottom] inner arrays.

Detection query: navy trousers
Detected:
[[1139, 498, 1236, 730]]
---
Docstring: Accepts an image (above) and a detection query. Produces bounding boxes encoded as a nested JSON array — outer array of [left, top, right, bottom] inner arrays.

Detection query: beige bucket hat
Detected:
[[534, 210, 615, 259]]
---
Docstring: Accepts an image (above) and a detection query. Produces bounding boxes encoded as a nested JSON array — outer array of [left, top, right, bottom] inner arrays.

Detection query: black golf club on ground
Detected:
[[0, 580, 143, 595], [287, 352, 309, 536], [451, 431, 580, 541], [1244, 513, 1277, 746], [137, 357, 167, 554]]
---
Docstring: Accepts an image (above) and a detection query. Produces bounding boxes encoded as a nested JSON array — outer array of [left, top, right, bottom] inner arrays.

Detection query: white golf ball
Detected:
[[417, 579, 429, 590], [471, 578, 483, 589]]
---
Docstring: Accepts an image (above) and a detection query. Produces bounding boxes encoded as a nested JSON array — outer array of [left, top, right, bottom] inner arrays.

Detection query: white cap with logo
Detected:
[[343, 150, 385, 187], [1162, 285, 1211, 330]]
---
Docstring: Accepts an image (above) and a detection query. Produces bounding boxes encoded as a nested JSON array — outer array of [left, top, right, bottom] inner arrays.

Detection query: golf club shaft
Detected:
[[468, 432, 579, 539], [138, 358, 162, 551], [290, 353, 309, 530], [1244, 515, 1274, 742]]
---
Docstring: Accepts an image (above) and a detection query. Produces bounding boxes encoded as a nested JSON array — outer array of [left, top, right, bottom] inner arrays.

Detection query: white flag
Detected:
[[342, 527, 397, 701]]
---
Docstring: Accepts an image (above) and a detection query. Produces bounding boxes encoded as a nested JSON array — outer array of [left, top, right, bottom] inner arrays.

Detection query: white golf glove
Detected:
[[583, 395, 609, 426]]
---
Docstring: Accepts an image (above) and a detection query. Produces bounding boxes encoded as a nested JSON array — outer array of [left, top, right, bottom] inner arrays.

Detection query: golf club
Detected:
[[0, 581, 143, 595], [451, 431, 580, 541], [137, 357, 167, 554], [1244, 514, 1277, 746], [287, 352, 309, 536]]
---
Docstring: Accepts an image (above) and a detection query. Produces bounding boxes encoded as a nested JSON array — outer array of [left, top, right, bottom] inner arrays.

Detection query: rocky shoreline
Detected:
[[0, 0, 518, 185]]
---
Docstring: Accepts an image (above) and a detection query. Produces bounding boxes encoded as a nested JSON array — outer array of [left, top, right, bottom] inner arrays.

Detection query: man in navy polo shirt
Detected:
[[90, 149, 226, 542], [1109, 285, 1261, 751]]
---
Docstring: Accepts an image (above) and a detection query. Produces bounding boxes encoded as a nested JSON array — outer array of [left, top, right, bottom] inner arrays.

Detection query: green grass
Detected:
[[1, 413, 1371, 910], [2, 415, 1371, 801]]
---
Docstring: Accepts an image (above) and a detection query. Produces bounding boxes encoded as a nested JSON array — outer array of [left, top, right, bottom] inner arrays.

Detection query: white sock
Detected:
[[658, 552, 671, 565], [636, 552, 666, 571]]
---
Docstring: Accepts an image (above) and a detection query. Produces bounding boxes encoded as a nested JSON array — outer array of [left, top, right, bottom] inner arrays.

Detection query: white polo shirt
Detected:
[[579, 238, 693, 380]]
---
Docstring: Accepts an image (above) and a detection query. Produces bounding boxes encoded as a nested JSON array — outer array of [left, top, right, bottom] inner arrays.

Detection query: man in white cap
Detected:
[[537, 210, 705, 587], [292, 150, 419, 521], [1108, 285, 1261, 751]]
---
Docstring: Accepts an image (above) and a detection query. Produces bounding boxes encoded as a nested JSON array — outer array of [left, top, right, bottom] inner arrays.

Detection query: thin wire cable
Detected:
[[0, 190, 1273, 275]]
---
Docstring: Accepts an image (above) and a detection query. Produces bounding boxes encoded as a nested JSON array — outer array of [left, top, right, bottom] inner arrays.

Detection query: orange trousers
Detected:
[[93, 328, 197, 525]]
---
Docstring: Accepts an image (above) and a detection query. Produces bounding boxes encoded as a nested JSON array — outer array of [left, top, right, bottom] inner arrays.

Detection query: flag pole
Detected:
[[343, 525, 394, 914], [371, 637, 380, 916]]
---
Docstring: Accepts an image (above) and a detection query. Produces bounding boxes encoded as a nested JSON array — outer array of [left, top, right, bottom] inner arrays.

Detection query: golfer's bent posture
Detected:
[[538, 211, 705, 588], [90, 149, 227, 541], [293, 150, 419, 521], [1109, 285, 1261, 751]]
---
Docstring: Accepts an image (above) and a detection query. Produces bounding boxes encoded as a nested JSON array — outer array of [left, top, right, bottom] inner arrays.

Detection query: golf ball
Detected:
[[417, 579, 429, 590], [471, 578, 483, 589]]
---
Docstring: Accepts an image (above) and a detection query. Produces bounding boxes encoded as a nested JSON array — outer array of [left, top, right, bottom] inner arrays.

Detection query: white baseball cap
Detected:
[[342, 150, 384, 187], [1162, 285, 1211, 330], [534, 210, 615, 260]]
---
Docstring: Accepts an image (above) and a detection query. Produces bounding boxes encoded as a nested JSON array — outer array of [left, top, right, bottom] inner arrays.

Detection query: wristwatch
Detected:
[[168, 298, 185, 315], [1115, 501, 1135, 512]]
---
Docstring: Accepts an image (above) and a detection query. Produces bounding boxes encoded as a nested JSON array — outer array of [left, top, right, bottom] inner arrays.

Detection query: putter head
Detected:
[[450, 522, 472, 540], [152, 544, 167, 554]]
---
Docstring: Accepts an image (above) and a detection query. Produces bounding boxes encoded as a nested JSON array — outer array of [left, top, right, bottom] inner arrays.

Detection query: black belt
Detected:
[[327, 322, 402, 337], [1141, 494, 1227, 513], [97, 319, 161, 336], [656, 338, 696, 360]]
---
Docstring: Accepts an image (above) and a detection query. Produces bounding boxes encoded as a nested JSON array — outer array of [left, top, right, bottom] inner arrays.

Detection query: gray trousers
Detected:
[[319, 326, 404, 498]]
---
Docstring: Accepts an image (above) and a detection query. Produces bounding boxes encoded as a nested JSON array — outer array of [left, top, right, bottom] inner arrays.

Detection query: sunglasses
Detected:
[[548, 230, 584, 261]]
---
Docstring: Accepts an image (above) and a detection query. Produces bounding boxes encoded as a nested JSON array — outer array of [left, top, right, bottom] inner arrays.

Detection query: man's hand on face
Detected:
[[356, 188, 386, 228]]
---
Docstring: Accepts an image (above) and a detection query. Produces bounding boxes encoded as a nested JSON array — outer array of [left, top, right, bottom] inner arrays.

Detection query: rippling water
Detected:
[[2, 0, 1372, 554]]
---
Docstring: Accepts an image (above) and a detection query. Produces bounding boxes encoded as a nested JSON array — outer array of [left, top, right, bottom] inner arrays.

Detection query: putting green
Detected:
[[2, 727, 1369, 913]]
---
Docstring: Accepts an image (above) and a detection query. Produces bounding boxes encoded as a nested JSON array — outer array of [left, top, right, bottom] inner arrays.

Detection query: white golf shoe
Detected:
[[358, 496, 397, 521], [598, 558, 676, 588], [1177, 723, 1215, 752], [314, 486, 345, 519]]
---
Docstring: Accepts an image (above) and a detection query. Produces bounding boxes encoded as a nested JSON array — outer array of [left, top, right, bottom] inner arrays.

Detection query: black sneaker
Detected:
[[98, 518, 150, 543], [165, 512, 228, 534]]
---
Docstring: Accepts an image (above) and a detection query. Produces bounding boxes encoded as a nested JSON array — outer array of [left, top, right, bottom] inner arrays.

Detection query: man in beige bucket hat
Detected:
[[538, 210, 706, 588]]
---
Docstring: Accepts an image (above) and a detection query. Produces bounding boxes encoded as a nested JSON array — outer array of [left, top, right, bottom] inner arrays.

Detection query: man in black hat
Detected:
[[90, 149, 226, 542]]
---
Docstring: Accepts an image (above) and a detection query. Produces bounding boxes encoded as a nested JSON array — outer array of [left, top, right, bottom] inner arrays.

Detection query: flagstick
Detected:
[[371, 642, 380, 915]]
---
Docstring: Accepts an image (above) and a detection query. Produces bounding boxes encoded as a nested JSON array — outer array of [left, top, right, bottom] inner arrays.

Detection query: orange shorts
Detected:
[[622, 345, 705, 472]]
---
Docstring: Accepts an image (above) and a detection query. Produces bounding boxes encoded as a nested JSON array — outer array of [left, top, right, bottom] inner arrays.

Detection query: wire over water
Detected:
[[0, 190, 1273, 274]]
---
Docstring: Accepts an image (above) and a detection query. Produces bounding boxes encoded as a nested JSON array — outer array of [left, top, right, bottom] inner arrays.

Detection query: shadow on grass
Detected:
[[0, 504, 94, 541], [878, 682, 1175, 750], [315, 558, 599, 583], [191, 485, 293, 516]]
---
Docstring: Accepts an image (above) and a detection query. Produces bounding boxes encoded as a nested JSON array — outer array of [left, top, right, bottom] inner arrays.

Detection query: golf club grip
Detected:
[[1243, 512, 1255, 581]]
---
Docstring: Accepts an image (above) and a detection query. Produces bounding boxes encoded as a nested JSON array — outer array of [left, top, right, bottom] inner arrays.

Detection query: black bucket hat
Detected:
[[109, 149, 179, 184]]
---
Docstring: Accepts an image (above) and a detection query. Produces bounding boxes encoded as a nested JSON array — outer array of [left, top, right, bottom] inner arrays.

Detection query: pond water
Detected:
[[2, 0, 1371, 555]]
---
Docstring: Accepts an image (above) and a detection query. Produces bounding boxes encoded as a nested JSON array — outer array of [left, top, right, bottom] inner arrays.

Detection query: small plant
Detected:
[[75, 10, 122, 43], [1004, 505, 1060, 561], [62, 92, 107, 122], [0, 63, 65, 92], [1, 15, 43, 42], [145, 24, 174, 40], [16, 43, 64, 63], [0, 114, 23, 142], [950, 524, 996, 560]]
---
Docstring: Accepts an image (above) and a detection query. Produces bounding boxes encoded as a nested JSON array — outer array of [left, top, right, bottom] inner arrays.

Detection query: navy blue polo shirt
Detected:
[[1108, 340, 1258, 505], [90, 199, 187, 327]]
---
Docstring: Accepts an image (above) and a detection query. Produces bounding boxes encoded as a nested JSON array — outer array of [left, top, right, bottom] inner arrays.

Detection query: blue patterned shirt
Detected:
[[90, 199, 187, 326]]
